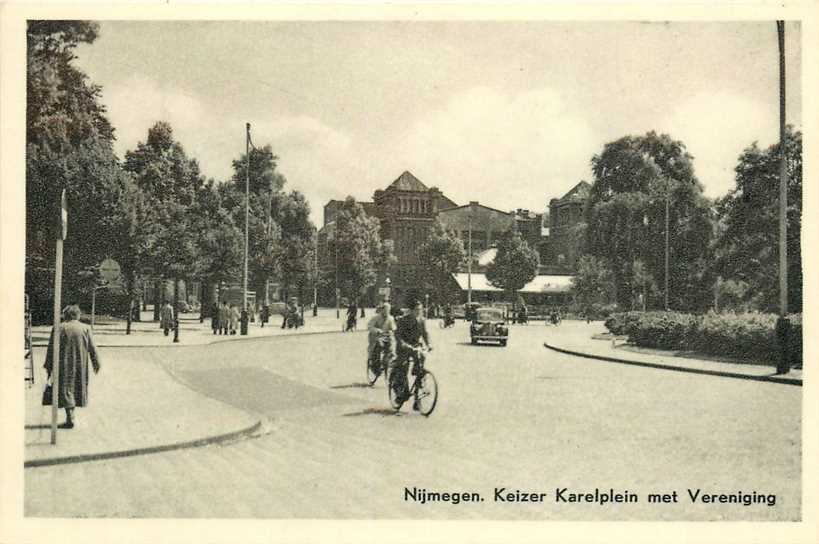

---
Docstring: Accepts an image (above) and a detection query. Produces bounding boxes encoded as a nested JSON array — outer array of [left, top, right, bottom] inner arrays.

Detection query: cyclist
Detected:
[[442, 302, 454, 327], [390, 300, 432, 411], [367, 302, 396, 367]]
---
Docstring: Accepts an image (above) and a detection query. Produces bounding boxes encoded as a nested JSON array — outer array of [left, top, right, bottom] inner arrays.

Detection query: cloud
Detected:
[[379, 86, 599, 213], [659, 91, 780, 199], [100, 75, 208, 162]]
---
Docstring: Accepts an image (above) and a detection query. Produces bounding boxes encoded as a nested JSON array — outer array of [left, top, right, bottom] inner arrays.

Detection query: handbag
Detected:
[[42, 378, 53, 406]]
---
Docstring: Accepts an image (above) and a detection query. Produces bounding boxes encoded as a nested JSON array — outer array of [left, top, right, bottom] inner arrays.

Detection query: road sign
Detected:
[[100, 258, 121, 283]]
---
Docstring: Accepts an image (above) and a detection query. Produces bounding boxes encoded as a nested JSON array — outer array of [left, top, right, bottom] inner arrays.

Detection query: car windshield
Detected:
[[476, 309, 504, 321]]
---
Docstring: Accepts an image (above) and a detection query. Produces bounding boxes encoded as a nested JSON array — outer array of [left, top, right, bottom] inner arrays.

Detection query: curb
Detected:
[[32, 327, 365, 349], [24, 418, 271, 469], [543, 342, 802, 387]]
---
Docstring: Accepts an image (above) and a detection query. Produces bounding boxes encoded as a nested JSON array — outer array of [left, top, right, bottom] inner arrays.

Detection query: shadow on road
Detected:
[[25, 424, 51, 430], [535, 376, 599, 381], [455, 342, 506, 348], [330, 382, 373, 389], [341, 408, 400, 417]]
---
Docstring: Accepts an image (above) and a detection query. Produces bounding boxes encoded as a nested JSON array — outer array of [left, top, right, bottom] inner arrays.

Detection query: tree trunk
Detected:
[[153, 279, 161, 322], [199, 279, 207, 322], [125, 275, 133, 335]]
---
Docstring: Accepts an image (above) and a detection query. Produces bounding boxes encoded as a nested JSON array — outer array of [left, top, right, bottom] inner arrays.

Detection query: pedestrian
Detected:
[[260, 304, 269, 328], [211, 301, 220, 335], [346, 299, 358, 332], [160, 301, 174, 337], [218, 301, 230, 335], [44, 305, 101, 429], [229, 303, 240, 335]]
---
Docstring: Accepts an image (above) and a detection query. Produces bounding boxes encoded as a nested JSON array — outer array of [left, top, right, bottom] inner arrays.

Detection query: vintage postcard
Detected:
[[1, 2, 817, 543]]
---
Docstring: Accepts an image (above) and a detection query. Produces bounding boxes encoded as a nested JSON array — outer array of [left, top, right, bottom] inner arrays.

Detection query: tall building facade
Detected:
[[546, 181, 590, 271]]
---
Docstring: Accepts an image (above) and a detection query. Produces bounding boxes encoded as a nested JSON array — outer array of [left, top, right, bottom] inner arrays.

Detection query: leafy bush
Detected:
[[692, 312, 777, 360], [604, 311, 803, 365]]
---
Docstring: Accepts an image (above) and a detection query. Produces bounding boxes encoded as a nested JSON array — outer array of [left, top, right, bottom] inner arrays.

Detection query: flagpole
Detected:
[[242, 123, 250, 335]]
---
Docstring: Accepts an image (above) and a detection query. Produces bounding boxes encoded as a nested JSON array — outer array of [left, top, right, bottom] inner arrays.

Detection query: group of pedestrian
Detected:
[[211, 300, 241, 335]]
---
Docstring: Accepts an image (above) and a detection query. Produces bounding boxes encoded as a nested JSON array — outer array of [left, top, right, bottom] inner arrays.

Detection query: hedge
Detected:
[[605, 311, 803, 366]]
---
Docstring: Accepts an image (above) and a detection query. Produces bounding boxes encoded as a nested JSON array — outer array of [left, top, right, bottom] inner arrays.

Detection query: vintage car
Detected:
[[470, 307, 509, 346]]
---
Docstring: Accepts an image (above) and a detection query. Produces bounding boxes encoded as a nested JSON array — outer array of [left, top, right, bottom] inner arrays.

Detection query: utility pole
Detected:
[[776, 21, 790, 374], [241, 123, 251, 335], [50, 188, 67, 445], [467, 202, 475, 305], [313, 236, 318, 316], [664, 177, 670, 311]]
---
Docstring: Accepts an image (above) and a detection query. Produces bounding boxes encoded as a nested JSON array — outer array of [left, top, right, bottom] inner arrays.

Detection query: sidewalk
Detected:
[[24, 347, 265, 467], [25, 307, 364, 467], [31, 307, 366, 348], [543, 321, 802, 386]]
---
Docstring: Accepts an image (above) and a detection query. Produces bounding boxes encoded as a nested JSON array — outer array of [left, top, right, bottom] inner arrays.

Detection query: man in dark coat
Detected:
[[44, 305, 101, 429]]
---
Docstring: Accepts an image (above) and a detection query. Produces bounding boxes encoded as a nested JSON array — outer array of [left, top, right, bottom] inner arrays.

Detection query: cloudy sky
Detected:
[[74, 20, 801, 225]]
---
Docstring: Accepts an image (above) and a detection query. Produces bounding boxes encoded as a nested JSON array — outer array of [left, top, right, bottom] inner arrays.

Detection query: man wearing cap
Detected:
[[367, 302, 396, 367]]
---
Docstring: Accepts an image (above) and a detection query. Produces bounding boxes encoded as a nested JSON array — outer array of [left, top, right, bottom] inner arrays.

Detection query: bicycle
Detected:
[[438, 315, 455, 329], [388, 346, 438, 416], [366, 333, 392, 386]]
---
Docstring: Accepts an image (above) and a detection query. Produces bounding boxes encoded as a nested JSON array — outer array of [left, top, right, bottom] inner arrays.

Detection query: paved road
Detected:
[[25, 321, 801, 520]]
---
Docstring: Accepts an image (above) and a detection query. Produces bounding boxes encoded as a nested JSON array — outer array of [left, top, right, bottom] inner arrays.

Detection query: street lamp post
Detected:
[[664, 176, 670, 311], [775, 21, 791, 374], [335, 238, 340, 319]]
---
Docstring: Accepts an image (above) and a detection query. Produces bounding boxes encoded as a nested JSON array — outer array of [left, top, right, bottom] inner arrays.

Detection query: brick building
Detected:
[[317, 171, 589, 307]]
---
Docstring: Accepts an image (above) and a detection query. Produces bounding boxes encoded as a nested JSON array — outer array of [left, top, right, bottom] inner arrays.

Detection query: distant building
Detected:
[[546, 181, 590, 270], [437, 201, 515, 254], [316, 171, 590, 308]]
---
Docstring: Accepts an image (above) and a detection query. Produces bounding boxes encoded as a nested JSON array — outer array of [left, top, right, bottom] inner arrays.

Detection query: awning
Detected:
[[451, 273, 574, 294]]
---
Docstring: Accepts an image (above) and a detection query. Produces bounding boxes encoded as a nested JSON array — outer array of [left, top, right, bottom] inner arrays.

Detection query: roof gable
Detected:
[[387, 171, 429, 192], [558, 181, 591, 203]]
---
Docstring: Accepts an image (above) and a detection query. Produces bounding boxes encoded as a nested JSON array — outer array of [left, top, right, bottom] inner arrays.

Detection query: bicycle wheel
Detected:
[[416, 370, 439, 416], [388, 370, 406, 410], [366, 357, 380, 386]]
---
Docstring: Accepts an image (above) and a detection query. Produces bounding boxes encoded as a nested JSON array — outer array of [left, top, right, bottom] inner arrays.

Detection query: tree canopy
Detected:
[[584, 131, 713, 310], [485, 231, 539, 303]]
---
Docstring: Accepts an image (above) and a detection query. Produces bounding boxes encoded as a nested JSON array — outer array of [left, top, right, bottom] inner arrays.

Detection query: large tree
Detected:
[[124, 122, 205, 316], [272, 190, 316, 304], [485, 231, 539, 307], [585, 131, 713, 311], [571, 255, 616, 312], [333, 197, 393, 302], [417, 219, 465, 305], [25, 21, 126, 322], [712, 128, 802, 313]]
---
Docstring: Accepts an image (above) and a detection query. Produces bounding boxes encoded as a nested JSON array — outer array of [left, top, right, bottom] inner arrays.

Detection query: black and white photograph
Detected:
[[1, 3, 817, 543]]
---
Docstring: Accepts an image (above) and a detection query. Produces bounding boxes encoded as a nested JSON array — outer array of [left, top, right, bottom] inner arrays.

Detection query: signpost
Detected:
[[51, 189, 67, 445]]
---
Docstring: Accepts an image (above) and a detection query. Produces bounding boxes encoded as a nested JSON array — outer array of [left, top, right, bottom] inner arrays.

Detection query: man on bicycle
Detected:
[[367, 302, 396, 366], [391, 300, 432, 411]]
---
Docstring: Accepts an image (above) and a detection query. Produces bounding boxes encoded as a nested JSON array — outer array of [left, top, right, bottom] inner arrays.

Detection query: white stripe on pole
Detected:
[[51, 189, 67, 444]]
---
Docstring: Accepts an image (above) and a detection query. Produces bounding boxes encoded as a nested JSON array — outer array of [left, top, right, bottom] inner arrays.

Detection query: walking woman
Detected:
[[44, 305, 101, 429]]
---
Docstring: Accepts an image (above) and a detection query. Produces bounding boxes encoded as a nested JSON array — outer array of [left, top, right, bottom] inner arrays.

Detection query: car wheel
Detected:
[[471, 337, 477, 345], [500, 340, 507, 346]]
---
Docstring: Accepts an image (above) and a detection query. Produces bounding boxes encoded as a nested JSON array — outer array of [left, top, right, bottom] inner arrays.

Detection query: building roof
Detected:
[[386, 170, 429, 192], [439, 201, 511, 217], [451, 272, 574, 294], [554, 181, 591, 204]]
